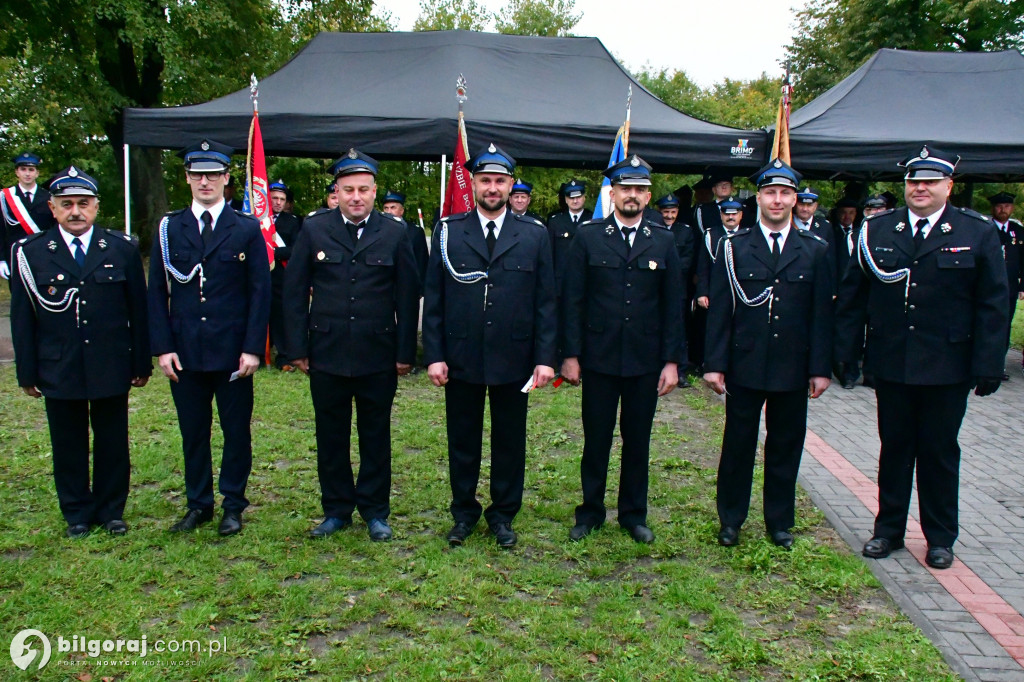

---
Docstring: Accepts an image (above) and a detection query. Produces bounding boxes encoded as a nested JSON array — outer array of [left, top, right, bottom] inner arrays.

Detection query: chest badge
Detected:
[[56, 274, 65, 281], [649, 261, 657, 270], [238, 252, 246, 261], [317, 251, 326, 261], [47, 286, 56, 295]]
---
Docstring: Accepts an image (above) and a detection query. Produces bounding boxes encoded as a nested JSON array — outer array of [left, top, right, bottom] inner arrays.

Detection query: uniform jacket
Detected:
[[547, 208, 592, 290], [148, 207, 271, 372], [404, 218, 429, 295], [704, 226, 834, 392], [996, 218, 1024, 296], [835, 205, 1009, 384], [562, 216, 685, 377], [695, 223, 733, 299], [423, 210, 557, 385], [667, 220, 696, 275], [11, 227, 150, 399], [832, 220, 861, 287], [3, 185, 55, 265], [282, 209, 419, 376], [271, 212, 303, 266]]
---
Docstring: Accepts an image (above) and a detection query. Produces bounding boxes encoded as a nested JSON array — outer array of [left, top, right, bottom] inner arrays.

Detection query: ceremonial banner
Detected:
[[770, 74, 792, 164], [593, 126, 626, 221], [443, 108, 474, 217]]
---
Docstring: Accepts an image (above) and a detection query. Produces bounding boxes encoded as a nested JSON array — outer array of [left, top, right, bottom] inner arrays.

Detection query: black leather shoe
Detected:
[[679, 376, 692, 388], [627, 524, 654, 544], [842, 379, 856, 389], [770, 530, 794, 549], [66, 523, 91, 539], [1002, 372, 1011, 381], [169, 508, 213, 532], [218, 510, 243, 536], [446, 521, 473, 546], [718, 525, 739, 547], [367, 518, 393, 542], [862, 536, 904, 559], [309, 516, 352, 538], [103, 520, 128, 536], [569, 522, 601, 542], [926, 546, 954, 569], [491, 522, 517, 548]]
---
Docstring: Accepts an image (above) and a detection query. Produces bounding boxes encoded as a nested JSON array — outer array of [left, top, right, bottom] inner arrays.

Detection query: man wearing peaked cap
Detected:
[[793, 186, 835, 248], [381, 190, 429, 294], [508, 179, 545, 225], [835, 145, 1009, 569], [2, 152, 56, 281], [655, 193, 696, 386], [987, 191, 1024, 379], [704, 158, 834, 550], [149, 139, 271, 537], [267, 179, 303, 371], [863, 194, 888, 218], [694, 197, 744, 314], [692, 171, 735, 234], [422, 142, 557, 549], [282, 148, 419, 542], [547, 178, 592, 365], [560, 154, 684, 545], [9, 166, 150, 538]]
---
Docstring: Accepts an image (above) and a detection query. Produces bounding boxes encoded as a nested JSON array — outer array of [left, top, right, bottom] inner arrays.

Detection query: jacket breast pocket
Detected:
[[936, 253, 975, 269], [365, 252, 393, 267], [588, 256, 617, 268], [503, 259, 534, 273], [786, 269, 813, 283], [873, 252, 899, 268], [95, 268, 126, 284], [314, 250, 345, 265], [738, 267, 770, 281], [170, 249, 195, 265], [640, 257, 666, 272], [309, 318, 331, 333], [219, 250, 247, 264]]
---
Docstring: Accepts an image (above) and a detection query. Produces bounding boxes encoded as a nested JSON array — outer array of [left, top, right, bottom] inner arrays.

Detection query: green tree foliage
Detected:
[[494, 0, 581, 37], [413, 0, 490, 31], [786, 0, 1024, 105]]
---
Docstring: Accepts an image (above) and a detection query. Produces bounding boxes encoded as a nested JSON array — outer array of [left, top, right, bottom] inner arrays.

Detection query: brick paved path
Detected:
[[800, 349, 1024, 681]]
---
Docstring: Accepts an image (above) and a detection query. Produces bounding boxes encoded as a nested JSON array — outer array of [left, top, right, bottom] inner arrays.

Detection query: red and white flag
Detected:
[[245, 110, 283, 265], [442, 111, 474, 217]]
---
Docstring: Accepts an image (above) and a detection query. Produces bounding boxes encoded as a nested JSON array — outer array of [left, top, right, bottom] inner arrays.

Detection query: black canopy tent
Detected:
[[779, 49, 1024, 181], [122, 30, 767, 173]]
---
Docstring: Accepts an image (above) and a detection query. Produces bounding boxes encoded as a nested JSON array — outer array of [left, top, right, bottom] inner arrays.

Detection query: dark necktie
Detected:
[[572, 214, 578, 225], [201, 211, 213, 246], [770, 232, 781, 268], [22, 190, 32, 205], [347, 220, 364, 244], [71, 237, 86, 267], [486, 221, 497, 256], [914, 218, 928, 251], [622, 226, 635, 253]]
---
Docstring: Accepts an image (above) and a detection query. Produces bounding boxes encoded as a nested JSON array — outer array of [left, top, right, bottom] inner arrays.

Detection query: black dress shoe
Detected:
[[770, 530, 794, 549], [842, 379, 856, 389], [491, 522, 517, 548], [679, 376, 692, 388], [926, 546, 954, 569], [66, 523, 91, 539], [367, 518, 393, 542], [218, 511, 243, 536], [569, 522, 601, 542], [1002, 372, 1011, 381], [103, 520, 128, 536], [309, 516, 352, 538], [169, 508, 213, 532], [718, 525, 739, 547], [627, 524, 654, 544], [446, 521, 473, 546], [862, 536, 904, 559]]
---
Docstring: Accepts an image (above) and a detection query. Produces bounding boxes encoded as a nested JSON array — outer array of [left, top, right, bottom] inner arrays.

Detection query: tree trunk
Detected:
[[129, 146, 169, 254]]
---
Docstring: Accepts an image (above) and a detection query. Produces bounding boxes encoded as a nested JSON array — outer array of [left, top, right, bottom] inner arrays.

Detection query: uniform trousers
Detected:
[[576, 368, 660, 529], [873, 379, 970, 548], [445, 378, 528, 527], [309, 369, 396, 521], [169, 370, 253, 513], [44, 394, 130, 525], [717, 384, 807, 533]]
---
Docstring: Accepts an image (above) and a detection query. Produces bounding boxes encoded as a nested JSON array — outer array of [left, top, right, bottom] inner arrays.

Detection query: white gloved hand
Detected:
[[0, 260, 10, 280]]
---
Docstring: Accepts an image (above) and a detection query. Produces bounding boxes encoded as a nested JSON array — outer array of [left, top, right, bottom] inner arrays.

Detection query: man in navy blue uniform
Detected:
[[381, 190, 429, 294], [268, 179, 302, 371], [148, 139, 271, 537], [547, 179, 590, 291], [508, 179, 545, 225], [283, 150, 420, 542], [704, 159, 834, 549], [655, 193, 695, 386], [987, 192, 1024, 379], [10, 167, 150, 538], [837, 147, 1009, 569], [560, 155, 684, 544], [2, 152, 57, 282], [423, 143, 557, 549], [694, 197, 744, 332]]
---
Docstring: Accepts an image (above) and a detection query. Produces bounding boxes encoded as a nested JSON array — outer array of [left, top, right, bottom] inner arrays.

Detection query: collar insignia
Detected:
[[605, 225, 615, 235], [642, 226, 651, 237], [98, 238, 107, 250], [940, 222, 952, 233], [47, 240, 57, 251], [894, 222, 906, 232]]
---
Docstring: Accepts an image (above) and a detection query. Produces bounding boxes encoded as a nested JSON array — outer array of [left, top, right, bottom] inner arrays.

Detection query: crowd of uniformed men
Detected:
[[3, 139, 1019, 570]]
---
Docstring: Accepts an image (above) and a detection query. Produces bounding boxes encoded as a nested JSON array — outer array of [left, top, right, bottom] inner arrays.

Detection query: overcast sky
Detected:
[[375, 0, 802, 87]]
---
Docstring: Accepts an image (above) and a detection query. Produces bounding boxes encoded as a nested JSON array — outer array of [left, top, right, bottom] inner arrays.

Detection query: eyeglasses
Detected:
[[187, 171, 227, 181]]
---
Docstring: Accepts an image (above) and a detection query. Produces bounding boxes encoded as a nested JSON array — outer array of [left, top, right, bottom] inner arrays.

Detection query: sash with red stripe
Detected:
[[0, 187, 40, 236]]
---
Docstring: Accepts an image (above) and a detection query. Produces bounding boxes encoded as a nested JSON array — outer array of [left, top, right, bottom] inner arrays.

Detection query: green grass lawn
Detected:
[[1012, 299, 1024, 350], [0, 366, 955, 680]]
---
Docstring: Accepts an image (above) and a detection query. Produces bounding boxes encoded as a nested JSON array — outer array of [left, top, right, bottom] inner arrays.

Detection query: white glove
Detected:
[[0, 261, 9, 280]]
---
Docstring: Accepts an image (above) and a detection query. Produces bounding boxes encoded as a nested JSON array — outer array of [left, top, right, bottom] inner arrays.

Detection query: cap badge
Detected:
[[920, 146, 929, 159], [488, 143, 497, 153], [773, 160, 783, 168], [348, 148, 358, 159], [317, 251, 326, 261], [941, 222, 952, 234], [47, 240, 57, 252], [68, 167, 79, 177], [894, 222, 906, 232], [630, 156, 640, 167], [201, 141, 210, 151]]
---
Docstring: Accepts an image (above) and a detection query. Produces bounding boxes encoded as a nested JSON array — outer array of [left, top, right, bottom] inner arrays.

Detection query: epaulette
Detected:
[[723, 228, 750, 239], [510, 213, 545, 228], [18, 230, 49, 246], [958, 206, 990, 223], [101, 227, 135, 243], [863, 208, 895, 222], [578, 219, 599, 227], [796, 228, 827, 245], [164, 208, 188, 218], [440, 210, 472, 223], [644, 219, 670, 231], [379, 210, 404, 223]]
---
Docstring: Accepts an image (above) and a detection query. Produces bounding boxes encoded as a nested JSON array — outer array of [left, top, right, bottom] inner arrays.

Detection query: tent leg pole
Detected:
[[123, 144, 131, 235], [440, 154, 447, 213]]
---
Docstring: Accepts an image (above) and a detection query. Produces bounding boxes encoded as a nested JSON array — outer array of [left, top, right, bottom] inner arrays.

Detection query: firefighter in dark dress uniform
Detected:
[[2, 152, 57, 282], [987, 192, 1024, 379], [835, 146, 1008, 569]]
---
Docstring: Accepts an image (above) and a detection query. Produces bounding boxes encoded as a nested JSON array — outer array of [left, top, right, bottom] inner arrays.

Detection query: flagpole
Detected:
[[623, 85, 632, 154], [123, 143, 131, 235], [248, 75, 258, 210]]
